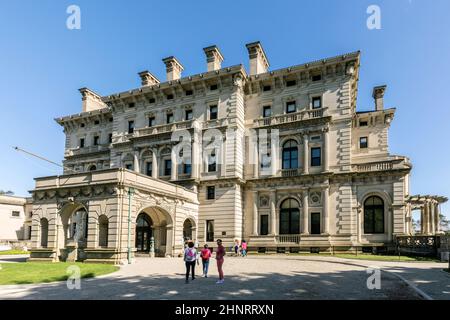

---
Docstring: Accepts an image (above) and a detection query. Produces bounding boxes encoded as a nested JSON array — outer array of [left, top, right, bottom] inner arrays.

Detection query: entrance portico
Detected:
[[407, 195, 448, 235]]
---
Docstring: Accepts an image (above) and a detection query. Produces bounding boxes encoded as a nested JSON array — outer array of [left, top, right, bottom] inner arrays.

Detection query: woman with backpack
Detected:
[[183, 241, 197, 283], [200, 244, 211, 277]]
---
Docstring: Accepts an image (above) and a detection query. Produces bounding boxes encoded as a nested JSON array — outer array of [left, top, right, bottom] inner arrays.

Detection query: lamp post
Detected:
[[127, 187, 135, 264]]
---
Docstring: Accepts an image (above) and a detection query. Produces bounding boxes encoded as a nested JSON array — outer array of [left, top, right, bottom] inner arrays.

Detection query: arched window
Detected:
[[364, 196, 385, 234], [88, 165, 97, 171], [98, 215, 109, 248], [40, 218, 48, 248], [280, 198, 300, 234], [183, 219, 193, 241], [282, 140, 298, 169]]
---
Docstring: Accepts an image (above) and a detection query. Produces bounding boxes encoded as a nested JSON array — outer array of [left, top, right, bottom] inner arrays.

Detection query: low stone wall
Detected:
[[0, 240, 32, 251]]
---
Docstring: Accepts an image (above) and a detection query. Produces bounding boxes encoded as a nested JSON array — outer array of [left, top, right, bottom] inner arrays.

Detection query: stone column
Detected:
[[165, 224, 174, 257], [171, 147, 177, 180], [322, 187, 330, 234], [303, 134, 309, 174], [270, 190, 277, 235], [133, 149, 140, 173], [191, 135, 199, 179], [323, 128, 329, 172], [152, 150, 158, 179], [420, 206, 425, 234], [253, 191, 259, 236], [430, 201, 436, 235], [435, 203, 441, 234], [424, 202, 430, 234], [253, 141, 259, 178], [302, 190, 309, 235], [271, 137, 278, 176]]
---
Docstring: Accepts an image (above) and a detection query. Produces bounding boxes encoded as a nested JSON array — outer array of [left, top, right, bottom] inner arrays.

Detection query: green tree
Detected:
[[440, 213, 449, 232], [0, 190, 14, 195]]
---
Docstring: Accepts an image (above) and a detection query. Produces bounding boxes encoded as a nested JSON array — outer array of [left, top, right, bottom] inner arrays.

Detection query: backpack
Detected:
[[185, 248, 196, 262]]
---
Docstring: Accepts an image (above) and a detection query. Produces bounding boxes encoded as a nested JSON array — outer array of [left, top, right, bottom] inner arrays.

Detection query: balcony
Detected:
[[202, 118, 229, 129], [352, 157, 411, 173], [134, 120, 195, 138], [281, 168, 302, 177], [254, 107, 328, 127], [65, 145, 109, 157]]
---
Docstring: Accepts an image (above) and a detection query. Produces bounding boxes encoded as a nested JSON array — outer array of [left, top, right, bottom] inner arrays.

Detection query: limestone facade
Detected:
[[29, 42, 447, 263]]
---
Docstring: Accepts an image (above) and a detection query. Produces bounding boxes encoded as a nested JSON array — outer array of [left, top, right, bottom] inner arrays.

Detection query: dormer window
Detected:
[[312, 97, 322, 109], [286, 101, 296, 114]]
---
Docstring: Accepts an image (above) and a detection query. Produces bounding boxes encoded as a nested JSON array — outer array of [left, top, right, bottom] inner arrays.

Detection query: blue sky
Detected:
[[0, 0, 449, 220]]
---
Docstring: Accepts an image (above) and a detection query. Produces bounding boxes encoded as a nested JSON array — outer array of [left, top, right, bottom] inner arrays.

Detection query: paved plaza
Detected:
[[1, 255, 449, 300]]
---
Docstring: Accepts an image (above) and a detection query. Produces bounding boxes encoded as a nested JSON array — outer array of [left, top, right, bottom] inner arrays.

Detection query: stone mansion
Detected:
[[29, 42, 447, 264]]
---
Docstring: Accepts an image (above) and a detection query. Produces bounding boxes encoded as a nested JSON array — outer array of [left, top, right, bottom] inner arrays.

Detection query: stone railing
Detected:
[[65, 144, 109, 157], [134, 120, 195, 138], [202, 118, 228, 129], [352, 158, 410, 173], [281, 169, 301, 177], [395, 235, 438, 256], [276, 235, 301, 244], [254, 107, 327, 127]]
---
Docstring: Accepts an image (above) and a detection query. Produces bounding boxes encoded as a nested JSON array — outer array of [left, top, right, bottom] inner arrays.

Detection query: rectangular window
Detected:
[[286, 101, 296, 114], [185, 109, 193, 121], [263, 106, 272, 118], [167, 94, 174, 100], [207, 186, 215, 200], [206, 220, 214, 242], [164, 159, 172, 176], [148, 117, 155, 127], [209, 105, 218, 120], [360, 137, 368, 149], [286, 80, 297, 87], [263, 85, 271, 92], [185, 90, 193, 96], [166, 113, 174, 124], [260, 215, 269, 236], [108, 133, 113, 143], [11, 211, 20, 217], [311, 147, 321, 167], [210, 84, 218, 91], [208, 151, 217, 172], [128, 102, 135, 108], [125, 163, 133, 170], [149, 98, 156, 104], [145, 162, 152, 177], [312, 97, 322, 109], [312, 74, 322, 82], [79, 138, 85, 148], [311, 212, 321, 234], [183, 164, 192, 175], [28, 226, 32, 240], [128, 120, 135, 134], [94, 120, 100, 125], [359, 120, 368, 127], [93, 136, 99, 146]]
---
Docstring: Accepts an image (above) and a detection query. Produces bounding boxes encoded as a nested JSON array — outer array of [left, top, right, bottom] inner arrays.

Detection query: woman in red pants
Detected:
[[215, 239, 225, 284]]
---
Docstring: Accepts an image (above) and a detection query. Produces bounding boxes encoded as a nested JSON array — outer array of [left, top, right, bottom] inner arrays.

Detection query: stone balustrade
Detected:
[[253, 107, 327, 127], [352, 157, 410, 173], [276, 234, 301, 244], [65, 144, 109, 157]]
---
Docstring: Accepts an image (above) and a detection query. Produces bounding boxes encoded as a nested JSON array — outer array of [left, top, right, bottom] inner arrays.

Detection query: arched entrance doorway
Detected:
[[135, 206, 173, 257], [183, 219, 193, 241], [136, 213, 152, 253]]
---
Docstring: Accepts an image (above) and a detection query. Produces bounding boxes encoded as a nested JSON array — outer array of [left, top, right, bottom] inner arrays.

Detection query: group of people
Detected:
[[232, 239, 248, 257], [183, 239, 227, 284]]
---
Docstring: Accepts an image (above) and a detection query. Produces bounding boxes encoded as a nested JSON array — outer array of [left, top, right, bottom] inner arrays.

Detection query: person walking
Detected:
[[234, 239, 240, 256], [215, 239, 225, 284], [184, 241, 197, 284], [241, 240, 247, 257], [200, 244, 212, 277]]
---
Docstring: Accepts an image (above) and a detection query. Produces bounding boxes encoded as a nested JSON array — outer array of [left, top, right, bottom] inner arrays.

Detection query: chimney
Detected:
[[79, 87, 107, 112], [245, 41, 269, 75], [162, 56, 184, 81], [372, 85, 387, 111], [138, 71, 160, 87], [203, 45, 224, 72]]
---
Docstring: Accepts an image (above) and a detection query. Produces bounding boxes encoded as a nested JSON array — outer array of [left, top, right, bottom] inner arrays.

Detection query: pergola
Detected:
[[406, 195, 448, 235]]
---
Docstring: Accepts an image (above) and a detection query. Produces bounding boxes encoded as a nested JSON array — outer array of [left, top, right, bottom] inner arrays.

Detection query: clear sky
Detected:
[[0, 0, 449, 220]]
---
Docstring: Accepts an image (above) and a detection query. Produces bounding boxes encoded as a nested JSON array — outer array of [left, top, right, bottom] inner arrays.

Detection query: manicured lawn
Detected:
[[0, 262, 119, 285], [0, 250, 29, 255]]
